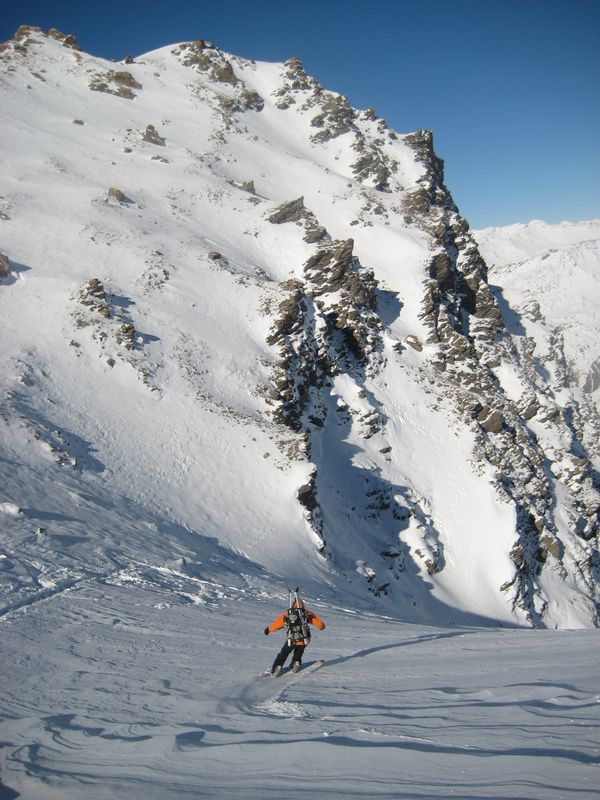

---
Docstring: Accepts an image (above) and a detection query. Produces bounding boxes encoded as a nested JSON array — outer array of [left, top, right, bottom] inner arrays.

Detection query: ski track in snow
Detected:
[[1, 578, 599, 799]]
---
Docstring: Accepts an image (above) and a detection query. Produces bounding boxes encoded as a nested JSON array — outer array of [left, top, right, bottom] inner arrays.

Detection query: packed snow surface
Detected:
[[1, 573, 599, 799]]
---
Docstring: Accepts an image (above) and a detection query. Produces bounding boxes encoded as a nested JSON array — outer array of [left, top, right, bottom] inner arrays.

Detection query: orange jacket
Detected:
[[266, 608, 325, 644]]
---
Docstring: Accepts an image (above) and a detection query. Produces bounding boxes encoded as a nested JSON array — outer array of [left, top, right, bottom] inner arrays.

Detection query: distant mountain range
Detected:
[[475, 219, 600, 404], [1, 26, 598, 628]]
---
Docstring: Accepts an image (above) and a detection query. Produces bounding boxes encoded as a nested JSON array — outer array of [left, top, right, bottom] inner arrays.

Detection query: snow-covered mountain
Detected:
[[475, 219, 600, 408], [1, 27, 600, 799], [1, 25, 599, 633]]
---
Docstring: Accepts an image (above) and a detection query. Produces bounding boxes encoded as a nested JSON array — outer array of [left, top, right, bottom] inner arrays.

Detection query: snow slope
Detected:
[[1, 26, 599, 799], [0, 26, 598, 631], [0, 27, 523, 626], [1, 574, 599, 799]]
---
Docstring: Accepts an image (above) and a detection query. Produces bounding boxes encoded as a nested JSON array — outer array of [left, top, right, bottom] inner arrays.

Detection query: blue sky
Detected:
[[2, 0, 598, 229]]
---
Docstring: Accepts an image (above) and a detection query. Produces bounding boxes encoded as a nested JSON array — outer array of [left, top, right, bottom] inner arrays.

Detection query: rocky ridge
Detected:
[[396, 134, 600, 622], [257, 61, 599, 621]]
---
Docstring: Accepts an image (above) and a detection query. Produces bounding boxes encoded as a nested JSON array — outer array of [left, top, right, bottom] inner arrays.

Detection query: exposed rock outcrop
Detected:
[[0, 251, 10, 278], [267, 197, 308, 225], [172, 40, 264, 116], [11, 26, 80, 51], [107, 187, 127, 203], [310, 94, 356, 143], [177, 39, 237, 84], [272, 57, 320, 109], [47, 28, 80, 50], [89, 70, 142, 99], [72, 279, 154, 388], [266, 206, 381, 434], [142, 124, 164, 145], [267, 197, 328, 243]]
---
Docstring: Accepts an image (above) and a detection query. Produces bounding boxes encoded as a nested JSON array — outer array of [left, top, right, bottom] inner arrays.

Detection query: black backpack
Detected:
[[285, 589, 310, 644]]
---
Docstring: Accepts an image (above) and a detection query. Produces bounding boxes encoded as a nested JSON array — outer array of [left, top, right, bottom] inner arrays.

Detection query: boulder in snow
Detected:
[[142, 124, 164, 145], [0, 251, 10, 278], [107, 187, 127, 204]]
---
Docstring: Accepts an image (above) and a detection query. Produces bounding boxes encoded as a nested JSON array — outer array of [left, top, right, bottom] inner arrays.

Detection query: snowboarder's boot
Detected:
[[271, 665, 282, 677], [291, 661, 301, 673]]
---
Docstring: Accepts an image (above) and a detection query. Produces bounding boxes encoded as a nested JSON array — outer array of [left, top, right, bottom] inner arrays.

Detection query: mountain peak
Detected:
[[1, 29, 598, 629], [5, 24, 80, 52]]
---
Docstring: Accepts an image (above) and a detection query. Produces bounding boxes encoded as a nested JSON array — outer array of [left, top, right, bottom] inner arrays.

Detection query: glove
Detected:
[[264, 627, 269, 635]]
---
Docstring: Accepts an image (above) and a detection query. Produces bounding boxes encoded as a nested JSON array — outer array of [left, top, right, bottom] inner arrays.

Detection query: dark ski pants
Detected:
[[272, 642, 305, 672]]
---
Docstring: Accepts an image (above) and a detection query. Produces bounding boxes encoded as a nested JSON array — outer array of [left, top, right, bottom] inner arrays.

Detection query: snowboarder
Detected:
[[264, 589, 325, 676]]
